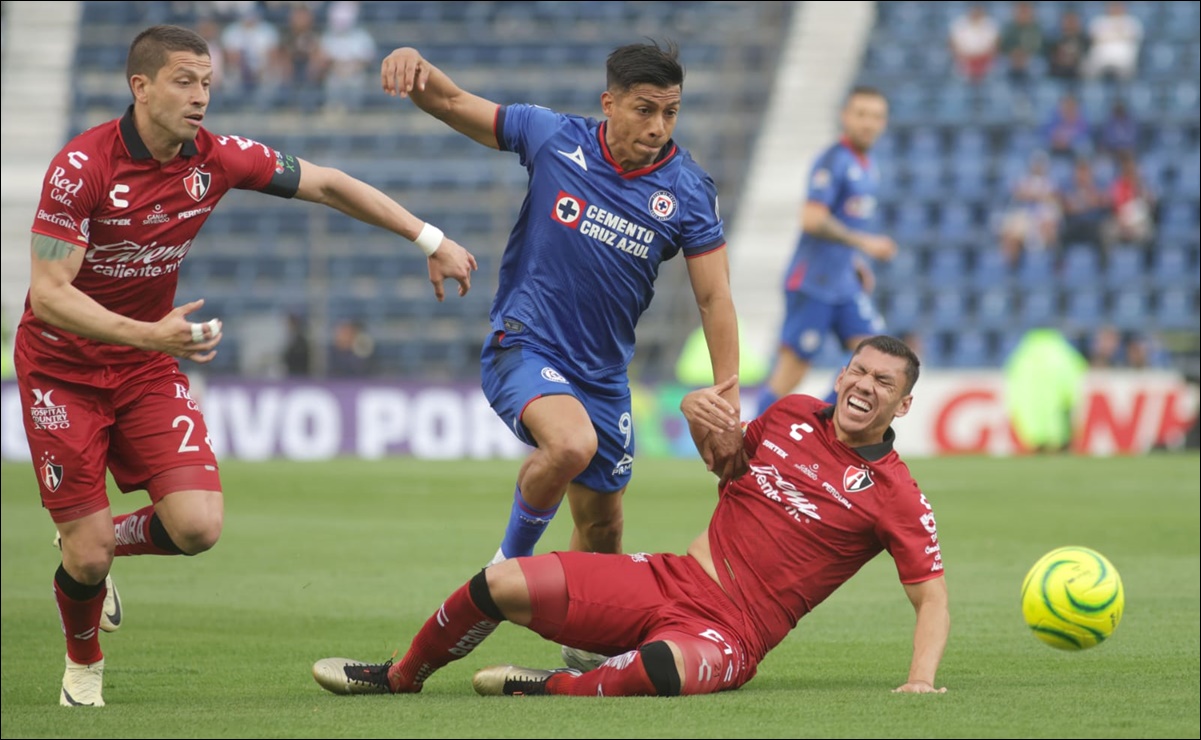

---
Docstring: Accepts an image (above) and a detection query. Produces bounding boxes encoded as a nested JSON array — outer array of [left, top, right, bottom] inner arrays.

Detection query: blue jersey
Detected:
[[784, 140, 881, 303], [493, 104, 725, 379]]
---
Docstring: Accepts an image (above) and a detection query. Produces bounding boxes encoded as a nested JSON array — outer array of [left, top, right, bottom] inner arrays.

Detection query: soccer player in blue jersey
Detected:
[[379, 40, 743, 655], [759, 86, 897, 413]]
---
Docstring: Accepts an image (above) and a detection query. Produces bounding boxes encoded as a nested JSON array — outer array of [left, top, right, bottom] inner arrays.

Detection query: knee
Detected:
[[169, 511, 224, 555], [69, 550, 115, 585], [544, 429, 598, 475]]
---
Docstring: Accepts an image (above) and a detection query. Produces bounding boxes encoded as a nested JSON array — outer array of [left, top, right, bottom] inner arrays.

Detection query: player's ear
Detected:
[[129, 74, 150, 102], [601, 90, 614, 116], [894, 394, 913, 419]]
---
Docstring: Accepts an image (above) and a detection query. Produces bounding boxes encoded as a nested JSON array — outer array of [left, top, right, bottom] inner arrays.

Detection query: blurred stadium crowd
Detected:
[[1, 0, 1197, 384]]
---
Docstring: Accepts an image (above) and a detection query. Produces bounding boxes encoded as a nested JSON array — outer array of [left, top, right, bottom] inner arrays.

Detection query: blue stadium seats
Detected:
[[948, 330, 990, 368], [882, 290, 923, 330], [1017, 248, 1056, 288], [1060, 245, 1102, 289], [1105, 248, 1145, 288], [1019, 289, 1058, 329], [972, 249, 1013, 289], [927, 245, 968, 285], [1065, 289, 1105, 328], [1109, 289, 1149, 330], [1155, 288, 1200, 330], [1152, 247, 1196, 287], [975, 287, 1014, 330], [929, 289, 968, 331]]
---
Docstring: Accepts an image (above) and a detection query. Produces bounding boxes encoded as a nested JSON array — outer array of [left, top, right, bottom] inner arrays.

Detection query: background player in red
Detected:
[[313, 335, 950, 697], [18, 24, 477, 707]]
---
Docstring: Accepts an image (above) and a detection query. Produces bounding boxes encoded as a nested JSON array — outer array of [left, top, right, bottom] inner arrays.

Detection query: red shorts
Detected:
[[522, 551, 761, 693], [15, 339, 221, 523]]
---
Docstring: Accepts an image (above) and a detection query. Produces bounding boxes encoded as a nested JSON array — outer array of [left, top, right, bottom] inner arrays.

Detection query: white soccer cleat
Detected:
[[60, 655, 105, 707], [312, 657, 394, 695], [472, 664, 581, 696], [53, 531, 122, 633], [561, 644, 608, 672]]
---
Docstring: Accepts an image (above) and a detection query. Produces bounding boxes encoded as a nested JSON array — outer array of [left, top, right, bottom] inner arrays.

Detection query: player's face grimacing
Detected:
[[601, 84, 681, 171], [139, 51, 213, 146], [841, 94, 888, 153], [832, 346, 912, 445]]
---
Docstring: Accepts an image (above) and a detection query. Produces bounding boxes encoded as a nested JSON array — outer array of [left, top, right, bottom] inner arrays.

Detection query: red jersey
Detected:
[[23, 106, 300, 370], [709, 394, 943, 655]]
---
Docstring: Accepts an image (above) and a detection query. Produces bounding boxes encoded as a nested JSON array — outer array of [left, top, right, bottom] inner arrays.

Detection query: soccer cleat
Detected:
[[60, 655, 105, 707], [472, 664, 581, 696], [561, 645, 608, 672], [53, 531, 123, 633], [312, 658, 394, 695]]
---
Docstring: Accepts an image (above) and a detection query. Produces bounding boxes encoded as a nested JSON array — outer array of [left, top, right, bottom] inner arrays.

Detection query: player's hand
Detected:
[[705, 427, 748, 487], [427, 237, 479, 301], [381, 47, 431, 98], [680, 374, 740, 436], [892, 681, 947, 694], [854, 257, 876, 293], [857, 235, 898, 261], [150, 299, 223, 364]]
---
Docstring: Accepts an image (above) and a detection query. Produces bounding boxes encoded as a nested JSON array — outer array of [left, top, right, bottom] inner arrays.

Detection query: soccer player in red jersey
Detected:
[[313, 335, 950, 697], [18, 24, 477, 707]]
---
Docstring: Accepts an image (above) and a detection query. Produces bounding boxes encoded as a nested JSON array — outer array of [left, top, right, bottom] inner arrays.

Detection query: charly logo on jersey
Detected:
[[30, 389, 70, 430], [540, 367, 568, 384], [648, 190, 677, 221], [843, 465, 874, 493], [39, 453, 65, 492], [551, 190, 585, 229], [183, 167, 211, 202]]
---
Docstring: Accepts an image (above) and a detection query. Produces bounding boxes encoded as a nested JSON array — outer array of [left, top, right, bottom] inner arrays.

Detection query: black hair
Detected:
[[851, 335, 921, 394], [606, 40, 685, 92], [126, 25, 210, 89]]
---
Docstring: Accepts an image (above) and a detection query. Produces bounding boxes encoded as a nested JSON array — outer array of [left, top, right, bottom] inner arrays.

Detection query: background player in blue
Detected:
[[379, 39, 743, 649], [759, 86, 898, 413]]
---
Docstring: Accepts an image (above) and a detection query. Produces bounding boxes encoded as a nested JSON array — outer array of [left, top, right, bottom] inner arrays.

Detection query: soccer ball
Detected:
[[1020, 546, 1124, 651]]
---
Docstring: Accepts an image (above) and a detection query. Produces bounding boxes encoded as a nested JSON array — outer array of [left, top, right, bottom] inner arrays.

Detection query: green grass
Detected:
[[2, 455, 1198, 738]]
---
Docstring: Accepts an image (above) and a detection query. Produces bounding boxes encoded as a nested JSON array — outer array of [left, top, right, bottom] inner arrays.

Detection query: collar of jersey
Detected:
[[597, 121, 677, 179], [817, 404, 895, 461], [120, 105, 199, 160]]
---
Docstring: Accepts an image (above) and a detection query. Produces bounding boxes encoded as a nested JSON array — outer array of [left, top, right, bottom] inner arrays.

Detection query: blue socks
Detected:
[[499, 485, 560, 559]]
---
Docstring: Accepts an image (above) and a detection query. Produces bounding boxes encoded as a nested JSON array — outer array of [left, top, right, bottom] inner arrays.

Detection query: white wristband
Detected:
[[414, 222, 443, 257]]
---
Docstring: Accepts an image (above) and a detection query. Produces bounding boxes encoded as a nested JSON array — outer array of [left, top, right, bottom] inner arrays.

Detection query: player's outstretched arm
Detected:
[[292, 158, 478, 300], [28, 234, 223, 362], [686, 249, 746, 484], [801, 202, 897, 261], [893, 575, 950, 694], [380, 47, 501, 149]]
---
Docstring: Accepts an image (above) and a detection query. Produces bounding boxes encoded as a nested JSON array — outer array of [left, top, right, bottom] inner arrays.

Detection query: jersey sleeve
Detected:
[[679, 171, 725, 257], [877, 480, 945, 584], [805, 148, 842, 209], [495, 103, 563, 168], [31, 144, 108, 246], [212, 134, 300, 198]]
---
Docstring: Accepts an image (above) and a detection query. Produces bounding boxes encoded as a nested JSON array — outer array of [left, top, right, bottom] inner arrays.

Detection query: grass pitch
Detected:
[[2, 454, 1198, 738]]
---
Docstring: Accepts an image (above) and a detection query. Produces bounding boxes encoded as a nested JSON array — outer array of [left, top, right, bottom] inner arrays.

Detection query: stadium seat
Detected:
[[975, 287, 1014, 330], [1018, 289, 1058, 329], [1065, 289, 1104, 328], [929, 289, 968, 331], [1108, 289, 1149, 330], [1060, 245, 1102, 289], [972, 249, 1013, 289], [1154, 288, 1200, 330], [1105, 248, 1146, 288], [1017, 248, 1056, 289], [948, 330, 990, 368]]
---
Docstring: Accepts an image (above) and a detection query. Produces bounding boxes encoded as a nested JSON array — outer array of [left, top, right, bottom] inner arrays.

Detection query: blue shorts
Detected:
[[480, 332, 633, 493], [779, 291, 885, 360]]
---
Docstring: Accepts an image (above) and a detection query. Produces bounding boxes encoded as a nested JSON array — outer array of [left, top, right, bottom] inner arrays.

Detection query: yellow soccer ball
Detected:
[[1020, 546, 1124, 651]]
